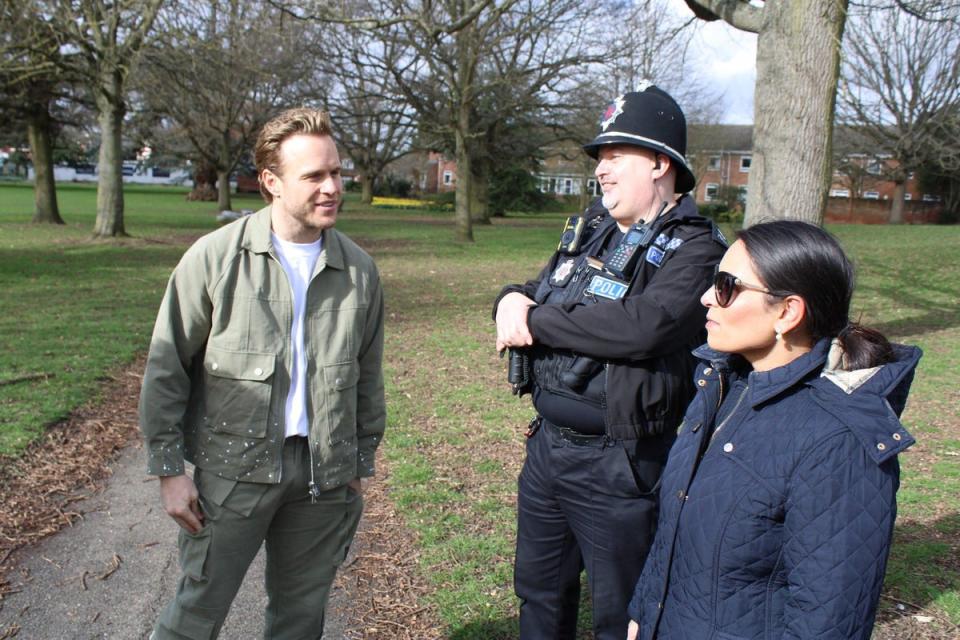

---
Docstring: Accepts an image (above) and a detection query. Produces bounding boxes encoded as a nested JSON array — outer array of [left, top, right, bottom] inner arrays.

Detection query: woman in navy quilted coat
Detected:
[[627, 221, 921, 640]]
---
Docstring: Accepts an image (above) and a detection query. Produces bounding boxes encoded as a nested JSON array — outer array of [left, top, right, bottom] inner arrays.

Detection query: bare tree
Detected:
[[838, 3, 960, 223], [139, 0, 321, 212], [315, 28, 417, 204], [601, 0, 719, 125], [402, 0, 604, 238], [37, 0, 165, 237], [271, 0, 603, 242], [681, 0, 849, 226], [0, 0, 66, 223]]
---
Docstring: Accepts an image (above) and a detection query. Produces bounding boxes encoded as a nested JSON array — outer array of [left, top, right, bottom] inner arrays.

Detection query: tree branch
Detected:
[[682, 0, 764, 33]]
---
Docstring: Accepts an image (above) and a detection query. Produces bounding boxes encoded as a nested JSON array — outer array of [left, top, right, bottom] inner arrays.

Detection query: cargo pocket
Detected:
[[203, 346, 275, 437], [178, 524, 212, 582]]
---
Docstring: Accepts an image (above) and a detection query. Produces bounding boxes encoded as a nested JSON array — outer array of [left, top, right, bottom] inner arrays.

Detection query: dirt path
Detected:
[[0, 361, 361, 639]]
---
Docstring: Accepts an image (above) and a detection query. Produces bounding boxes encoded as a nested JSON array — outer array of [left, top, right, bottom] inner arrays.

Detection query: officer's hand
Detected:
[[627, 620, 639, 640], [495, 292, 536, 352], [160, 474, 204, 534]]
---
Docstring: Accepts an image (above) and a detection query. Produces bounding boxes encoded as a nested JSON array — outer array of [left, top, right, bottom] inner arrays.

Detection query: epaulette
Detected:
[[711, 223, 729, 248], [584, 198, 608, 228]]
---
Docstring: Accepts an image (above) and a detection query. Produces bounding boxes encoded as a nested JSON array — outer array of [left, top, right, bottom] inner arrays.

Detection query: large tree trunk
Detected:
[[469, 162, 490, 224], [889, 180, 905, 224], [360, 174, 374, 204], [454, 128, 474, 242], [216, 169, 232, 212], [27, 108, 64, 225], [743, 0, 849, 227], [93, 78, 126, 237]]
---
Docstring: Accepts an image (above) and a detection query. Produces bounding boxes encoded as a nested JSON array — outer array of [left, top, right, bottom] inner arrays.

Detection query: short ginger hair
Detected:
[[254, 108, 334, 203]]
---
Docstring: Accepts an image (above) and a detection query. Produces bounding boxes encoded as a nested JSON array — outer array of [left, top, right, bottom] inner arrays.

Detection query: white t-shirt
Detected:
[[271, 233, 323, 438]]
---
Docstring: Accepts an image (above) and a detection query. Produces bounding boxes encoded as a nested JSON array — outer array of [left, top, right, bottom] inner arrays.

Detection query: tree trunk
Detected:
[[360, 174, 374, 204], [216, 169, 232, 212], [93, 79, 126, 237], [454, 128, 474, 242], [188, 160, 218, 201], [27, 108, 64, 225], [888, 180, 905, 224], [743, 0, 849, 227], [469, 163, 490, 224]]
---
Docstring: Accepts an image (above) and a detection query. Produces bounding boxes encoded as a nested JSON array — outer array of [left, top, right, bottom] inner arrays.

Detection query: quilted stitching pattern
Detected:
[[629, 340, 919, 640]]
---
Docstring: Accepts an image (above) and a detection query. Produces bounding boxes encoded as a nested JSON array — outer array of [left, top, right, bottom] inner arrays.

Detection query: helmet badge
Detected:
[[600, 95, 626, 132]]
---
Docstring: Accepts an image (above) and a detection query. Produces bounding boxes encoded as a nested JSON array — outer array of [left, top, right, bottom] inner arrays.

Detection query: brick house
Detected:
[[687, 124, 942, 222], [380, 151, 457, 194]]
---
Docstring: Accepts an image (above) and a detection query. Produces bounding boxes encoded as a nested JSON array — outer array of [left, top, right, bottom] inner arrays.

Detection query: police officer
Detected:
[[494, 85, 726, 640]]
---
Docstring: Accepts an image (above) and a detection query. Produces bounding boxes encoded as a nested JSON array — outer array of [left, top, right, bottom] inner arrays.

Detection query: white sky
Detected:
[[667, 0, 759, 124]]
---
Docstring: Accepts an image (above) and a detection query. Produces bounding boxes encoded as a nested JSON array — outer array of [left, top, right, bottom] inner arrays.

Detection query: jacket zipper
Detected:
[[711, 383, 748, 442]]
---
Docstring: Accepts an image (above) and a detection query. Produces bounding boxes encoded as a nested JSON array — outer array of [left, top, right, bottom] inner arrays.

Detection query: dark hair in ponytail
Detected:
[[736, 221, 894, 370]]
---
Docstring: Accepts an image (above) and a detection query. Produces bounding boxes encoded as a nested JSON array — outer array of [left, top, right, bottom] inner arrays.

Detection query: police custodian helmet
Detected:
[[582, 83, 696, 194]]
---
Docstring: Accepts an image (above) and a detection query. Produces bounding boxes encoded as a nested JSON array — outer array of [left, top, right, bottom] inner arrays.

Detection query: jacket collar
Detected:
[[242, 206, 345, 271], [694, 339, 833, 407]]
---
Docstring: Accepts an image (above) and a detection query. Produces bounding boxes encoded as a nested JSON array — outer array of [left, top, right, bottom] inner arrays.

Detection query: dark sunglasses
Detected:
[[712, 266, 788, 308]]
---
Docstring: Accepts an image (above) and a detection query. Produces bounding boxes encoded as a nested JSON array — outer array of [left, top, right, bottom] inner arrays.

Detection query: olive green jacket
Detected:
[[138, 207, 385, 489]]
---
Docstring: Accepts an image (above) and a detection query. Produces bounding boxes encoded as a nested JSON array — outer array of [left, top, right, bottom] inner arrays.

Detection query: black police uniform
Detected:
[[494, 194, 726, 640]]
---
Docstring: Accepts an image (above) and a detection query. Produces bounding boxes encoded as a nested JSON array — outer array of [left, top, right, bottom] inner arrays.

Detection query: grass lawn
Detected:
[[1, 181, 958, 637]]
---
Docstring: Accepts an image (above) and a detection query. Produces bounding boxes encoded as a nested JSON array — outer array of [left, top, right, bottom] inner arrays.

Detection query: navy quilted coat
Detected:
[[628, 338, 921, 640]]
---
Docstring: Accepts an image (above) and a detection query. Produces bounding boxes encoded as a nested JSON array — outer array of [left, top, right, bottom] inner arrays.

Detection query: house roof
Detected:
[[687, 124, 754, 153]]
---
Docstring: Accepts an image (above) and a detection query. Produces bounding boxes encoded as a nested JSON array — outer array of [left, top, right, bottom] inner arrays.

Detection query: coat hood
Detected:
[[693, 338, 922, 465]]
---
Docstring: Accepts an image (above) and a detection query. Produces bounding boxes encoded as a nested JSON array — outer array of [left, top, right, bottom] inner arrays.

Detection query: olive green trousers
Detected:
[[151, 436, 363, 640]]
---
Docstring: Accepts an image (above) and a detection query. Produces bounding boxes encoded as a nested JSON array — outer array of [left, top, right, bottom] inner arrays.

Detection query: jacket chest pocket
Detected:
[[202, 346, 276, 437]]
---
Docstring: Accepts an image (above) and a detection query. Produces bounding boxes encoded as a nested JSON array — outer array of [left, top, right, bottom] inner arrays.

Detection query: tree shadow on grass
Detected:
[[854, 254, 960, 338], [878, 512, 960, 629]]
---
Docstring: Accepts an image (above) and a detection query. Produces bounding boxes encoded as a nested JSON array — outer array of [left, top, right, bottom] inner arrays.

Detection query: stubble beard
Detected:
[[601, 192, 618, 212]]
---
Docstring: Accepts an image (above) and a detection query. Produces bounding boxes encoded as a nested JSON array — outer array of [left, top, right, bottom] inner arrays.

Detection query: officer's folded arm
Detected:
[[495, 291, 537, 352]]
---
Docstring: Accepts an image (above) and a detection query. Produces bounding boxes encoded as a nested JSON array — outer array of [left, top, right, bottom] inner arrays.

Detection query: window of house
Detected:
[[708, 156, 720, 171], [864, 191, 880, 200], [540, 178, 550, 193], [866, 161, 883, 176], [922, 193, 941, 202], [739, 156, 751, 172], [904, 193, 912, 201], [564, 178, 573, 195], [829, 188, 850, 198], [443, 170, 452, 185], [587, 179, 601, 196], [704, 183, 719, 201]]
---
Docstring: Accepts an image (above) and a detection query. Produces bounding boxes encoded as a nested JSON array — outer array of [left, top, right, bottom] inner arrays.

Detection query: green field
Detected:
[[1, 181, 958, 637]]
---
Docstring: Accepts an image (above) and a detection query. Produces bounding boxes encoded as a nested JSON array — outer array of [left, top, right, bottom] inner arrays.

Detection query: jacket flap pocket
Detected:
[[204, 346, 275, 381], [324, 362, 360, 390]]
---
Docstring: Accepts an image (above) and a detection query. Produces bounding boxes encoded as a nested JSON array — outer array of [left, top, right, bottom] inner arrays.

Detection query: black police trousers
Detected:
[[515, 419, 670, 640]]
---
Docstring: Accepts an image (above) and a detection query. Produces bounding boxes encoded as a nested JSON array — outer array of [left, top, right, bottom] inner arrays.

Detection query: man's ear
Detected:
[[261, 169, 279, 198], [653, 154, 670, 177]]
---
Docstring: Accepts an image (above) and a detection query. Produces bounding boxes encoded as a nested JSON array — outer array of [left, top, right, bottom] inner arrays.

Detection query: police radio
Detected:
[[602, 222, 656, 279], [557, 216, 586, 254], [601, 201, 669, 279]]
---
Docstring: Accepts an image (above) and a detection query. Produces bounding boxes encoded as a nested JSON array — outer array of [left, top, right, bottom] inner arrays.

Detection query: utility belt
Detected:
[[529, 416, 608, 448]]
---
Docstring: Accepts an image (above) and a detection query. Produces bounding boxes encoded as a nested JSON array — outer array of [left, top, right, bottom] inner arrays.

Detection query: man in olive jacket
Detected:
[[139, 108, 385, 640]]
